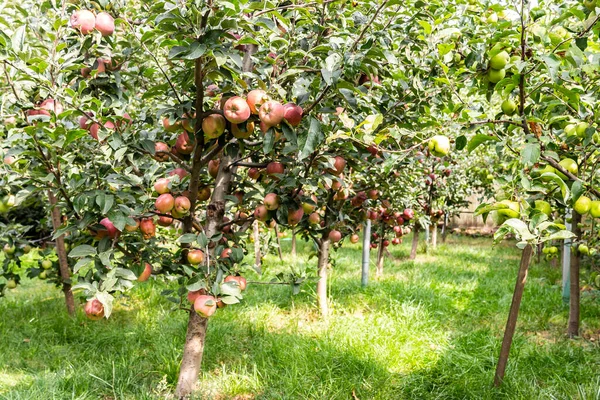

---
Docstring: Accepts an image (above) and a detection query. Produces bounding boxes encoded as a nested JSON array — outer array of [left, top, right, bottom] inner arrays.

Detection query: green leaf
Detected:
[[467, 134, 499, 153], [455, 135, 467, 150], [263, 128, 275, 154], [520, 143, 540, 166], [571, 180, 584, 202], [178, 234, 198, 244], [540, 172, 570, 202], [69, 245, 97, 258], [299, 118, 323, 160]]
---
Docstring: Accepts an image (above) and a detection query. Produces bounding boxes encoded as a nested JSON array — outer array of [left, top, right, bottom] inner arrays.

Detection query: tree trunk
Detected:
[[274, 223, 283, 261], [537, 243, 542, 264], [442, 213, 448, 243], [568, 211, 582, 338], [376, 237, 384, 278], [175, 311, 209, 399], [253, 220, 261, 274], [316, 236, 331, 318], [409, 223, 420, 260], [291, 227, 297, 259], [493, 244, 533, 386], [431, 223, 437, 249], [47, 191, 75, 316], [361, 220, 371, 287]]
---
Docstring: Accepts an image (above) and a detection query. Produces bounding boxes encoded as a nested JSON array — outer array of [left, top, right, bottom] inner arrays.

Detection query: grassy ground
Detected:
[[0, 234, 599, 399]]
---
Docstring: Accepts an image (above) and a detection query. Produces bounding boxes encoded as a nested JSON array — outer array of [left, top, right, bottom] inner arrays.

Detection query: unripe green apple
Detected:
[[576, 122, 589, 138], [564, 123, 577, 137], [590, 200, 600, 218], [578, 244, 589, 255], [573, 195, 592, 215], [501, 99, 517, 116], [549, 246, 558, 254], [488, 68, 506, 83], [6, 279, 17, 289], [39, 271, 47, 279], [490, 51, 510, 70], [497, 200, 520, 219], [534, 200, 552, 216], [428, 135, 450, 157], [556, 158, 578, 179], [3, 244, 15, 255], [486, 13, 498, 23], [41, 260, 53, 270], [584, 0, 597, 9]]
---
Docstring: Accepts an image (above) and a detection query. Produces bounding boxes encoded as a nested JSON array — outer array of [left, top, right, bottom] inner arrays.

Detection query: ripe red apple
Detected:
[[138, 263, 152, 282], [187, 249, 205, 265], [154, 142, 170, 161], [174, 196, 191, 214], [259, 100, 285, 127], [197, 186, 211, 201], [403, 208, 414, 220], [247, 89, 268, 114], [40, 98, 64, 115], [254, 205, 269, 222], [330, 156, 346, 175], [396, 216, 404, 225], [154, 178, 170, 194], [3, 156, 15, 165], [169, 168, 188, 180], [393, 225, 402, 234], [89, 121, 115, 140], [231, 121, 255, 139], [100, 217, 120, 239], [194, 295, 217, 318], [208, 159, 220, 178], [187, 289, 207, 304], [155, 193, 175, 213], [283, 103, 303, 126], [248, 168, 261, 180], [206, 84, 218, 97], [266, 162, 284, 176], [392, 238, 400, 245], [157, 214, 173, 226], [163, 117, 182, 132], [368, 189, 379, 200], [333, 190, 348, 201], [259, 120, 270, 134], [202, 114, 226, 139], [368, 211, 379, 220], [264, 193, 280, 210], [220, 248, 232, 259], [223, 96, 251, 124], [175, 132, 194, 155], [224, 275, 247, 291], [140, 218, 156, 239], [84, 299, 104, 320], [308, 212, 321, 225], [367, 145, 378, 156], [125, 219, 140, 232], [328, 230, 342, 243], [383, 239, 390, 247], [71, 10, 96, 35], [287, 207, 304, 226], [350, 234, 360, 244], [95, 12, 114, 36]]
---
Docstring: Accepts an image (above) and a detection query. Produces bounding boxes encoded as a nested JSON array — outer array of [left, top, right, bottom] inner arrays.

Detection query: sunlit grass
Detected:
[[0, 234, 599, 399]]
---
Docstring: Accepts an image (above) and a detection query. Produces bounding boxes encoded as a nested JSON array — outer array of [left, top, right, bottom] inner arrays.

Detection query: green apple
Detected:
[[490, 51, 510, 70], [0, 202, 8, 213], [549, 246, 558, 254], [39, 271, 47, 280], [486, 13, 498, 23], [590, 200, 600, 218], [564, 123, 577, 137], [574, 195, 592, 215], [584, 0, 597, 10], [576, 122, 589, 138], [486, 174, 494, 180], [488, 68, 506, 83], [6, 279, 17, 289], [497, 200, 520, 219], [593, 133, 600, 144], [41, 260, 53, 270], [501, 99, 517, 116], [578, 244, 589, 255], [556, 158, 578, 179], [22, 245, 31, 254], [490, 210, 506, 225], [534, 200, 552, 216], [3, 244, 15, 255], [428, 135, 450, 157], [549, 26, 569, 46], [4, 195, 15, 207]]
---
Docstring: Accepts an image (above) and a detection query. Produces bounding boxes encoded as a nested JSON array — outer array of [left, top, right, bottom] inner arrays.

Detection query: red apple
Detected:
[[100, 217, 120, 239], [396, 216, 404, 225], [287, 207, 304, 226], [220, 248, 232, 259], [224, 275, 247, 291], [206, 84, 218, 97], [125, 219, 140, 232], [403, 208, 414, 220], [197, 186, 211, 201], [254, 205, 269, 222], [3, 156, 15, 165], [194, 295, 217, 318], [223, 96, 251, 124], [174, 196, 191, 214], [248, 168, 261, 180], [169, 168, 188, 180], [187, 249, 205, 265], [231, 121, 255, 139], [163, 117, 182, 132], [175, 132, 194, 155], [202, 114, 226, 139], [71, 10, 95, 35], [40, 98, 64, 115], [247, 89, 268, 114], [350, 234, 360, 244], [84, 299, 104, 320], [140, 218, 156, 239], [95, 12, 115, 36], [259, 100, 285, 127], [368, 189, 378, 200], [283, 103, 303, 126], [154, 178, 170, 194], [266, 162, 284, 176], [138, 263, 152, 282], [154, 142, 170, 161], [330, 156, 346, 175], [155, 193, 175, 213], [157, 214, 173, 226], [383, 239, 390, 247], [328, 230, 342, 243], [264, 193, 280, 210], [308, 212, 321, 225], [208, 159, 220, 178], [187, 289, 207, 304]]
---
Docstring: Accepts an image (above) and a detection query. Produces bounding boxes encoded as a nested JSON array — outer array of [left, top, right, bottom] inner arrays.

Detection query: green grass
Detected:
[[1, 235, 599, 399]]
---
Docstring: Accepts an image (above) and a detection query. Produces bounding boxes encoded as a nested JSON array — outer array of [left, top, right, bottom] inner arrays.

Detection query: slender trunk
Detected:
[[409, 223, 419, 260], [550, 255, 558, 269], [493, 244, 533, 386], [431, 223, 437, 249], [537, 243, 542, 264], [317, 236, 331, 318], [568, 212, 582, 338], [253, 220, 261, 274], [442, 213, 448, 243], [291, 227, 297, 259], [361, 220, 371, 287], [47, 191, 75, 316], [376, 237, 384, 278], [274, 223, 283, 261]]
